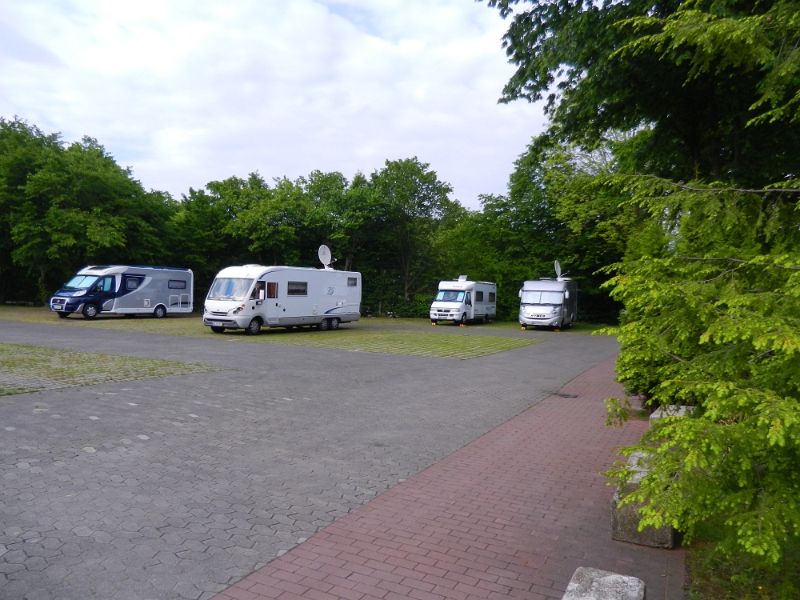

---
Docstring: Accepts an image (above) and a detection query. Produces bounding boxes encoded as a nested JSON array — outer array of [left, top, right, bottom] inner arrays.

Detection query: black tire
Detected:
[[244, 318, 262, 336], [153, 305, 167, 319], [480, 315, 487, 325], [329, 318, 340, 330], [211, 326, 225, 333], [82, 304, 99, 320], [317, 318, 330, 331], [57, 312, 69, 319], [459, 313, 467, 326]]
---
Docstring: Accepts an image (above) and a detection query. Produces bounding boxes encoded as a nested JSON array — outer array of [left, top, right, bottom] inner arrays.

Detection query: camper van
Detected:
[[49, 265, 194, 319], [430, 276, 496, 325], [518, 278, 578, 329], [203, 262, 361, 335]]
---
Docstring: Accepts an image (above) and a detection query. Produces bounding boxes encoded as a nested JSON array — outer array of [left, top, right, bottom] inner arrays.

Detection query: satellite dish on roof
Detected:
[[318, 245, 332, 269], [554, 260, 562, 279]]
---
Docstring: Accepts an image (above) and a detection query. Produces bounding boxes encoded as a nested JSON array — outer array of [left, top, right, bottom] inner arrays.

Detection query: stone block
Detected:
[[611, 452, 675, 548], [562, 567, 645, 600], [649, 405, 694, 426]]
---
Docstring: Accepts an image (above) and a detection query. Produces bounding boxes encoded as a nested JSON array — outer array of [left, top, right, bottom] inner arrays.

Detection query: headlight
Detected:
[[73, 290, 86, 297], [230, 304, 245, 315], [552, 306, 560, 314]]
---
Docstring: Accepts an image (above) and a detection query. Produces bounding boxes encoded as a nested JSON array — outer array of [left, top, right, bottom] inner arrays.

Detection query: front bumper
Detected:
[[430, 311, 459, 321], [203, 314, 248, 329], [519, 314, 561, 327], [50, 298, 83, 314]]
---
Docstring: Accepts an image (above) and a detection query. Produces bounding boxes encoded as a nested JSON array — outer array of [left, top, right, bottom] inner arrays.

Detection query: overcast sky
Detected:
[[0, 0, 546, 209]]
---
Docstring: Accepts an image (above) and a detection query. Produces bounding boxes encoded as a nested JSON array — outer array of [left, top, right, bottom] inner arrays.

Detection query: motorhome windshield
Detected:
[[435, 290, 465, 302], [207, 278, 253, 301], [521, 290, 563, 305], [64, 275, 99, 290]]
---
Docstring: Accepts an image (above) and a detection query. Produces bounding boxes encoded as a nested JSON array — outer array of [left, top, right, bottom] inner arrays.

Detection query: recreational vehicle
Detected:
[[49, 265, 194, 319], [430, 276, 496, 325], [203, 250, 361, 335], [518, 277, 577, 329]]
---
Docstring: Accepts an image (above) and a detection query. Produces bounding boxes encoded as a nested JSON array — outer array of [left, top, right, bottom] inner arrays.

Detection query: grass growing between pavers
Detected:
[[0, 343, 219, 396], [0, 307, 540, 359], [685, 521, 800, 599]]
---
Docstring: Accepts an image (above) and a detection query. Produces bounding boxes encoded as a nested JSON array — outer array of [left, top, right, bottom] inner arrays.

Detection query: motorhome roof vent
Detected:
[[539, 277, 553, 280], [242, 264, 260, 268], [458, 275, 467, 281]]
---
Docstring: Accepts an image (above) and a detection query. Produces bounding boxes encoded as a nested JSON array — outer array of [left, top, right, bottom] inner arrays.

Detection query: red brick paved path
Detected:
[[213, 356, 684, 600]]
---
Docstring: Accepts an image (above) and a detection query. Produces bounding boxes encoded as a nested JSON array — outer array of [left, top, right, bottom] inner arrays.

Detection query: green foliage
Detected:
[[603, 179, 800, 562]]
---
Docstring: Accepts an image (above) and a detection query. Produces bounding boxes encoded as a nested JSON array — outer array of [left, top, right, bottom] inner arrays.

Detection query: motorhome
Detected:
[[49, 265, 193, 319], [202, 256, 361, 335], [518, 278, 578, 329], [430, 276, 496, 325]]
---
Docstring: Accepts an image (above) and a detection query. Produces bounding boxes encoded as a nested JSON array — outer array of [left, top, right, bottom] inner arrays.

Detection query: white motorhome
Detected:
[[49, 265, 193, 319], [203, 262, 361, 335], [430, 276, 496, 325], [518, 278, 578, 329]]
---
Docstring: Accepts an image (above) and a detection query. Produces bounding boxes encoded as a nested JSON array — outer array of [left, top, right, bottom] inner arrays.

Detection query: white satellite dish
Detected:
[[318, 245, 332, 269], [554, 260, 562, 279]]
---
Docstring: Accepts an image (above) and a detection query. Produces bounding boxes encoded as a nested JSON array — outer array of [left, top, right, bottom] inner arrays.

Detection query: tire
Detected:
[[57, 312, 69, 319], [244, 318, 262, 336], [82, 304, 99, 320], [211, 326, 225, 333], [317, 318, 330, 331], [329, 318, 340, 330], [459, 313, 467, 326], [153, 305, 167, 319], [480, 315, 487, 325]]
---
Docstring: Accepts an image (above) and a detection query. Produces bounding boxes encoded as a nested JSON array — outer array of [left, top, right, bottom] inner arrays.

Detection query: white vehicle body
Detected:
[[203, 264, 361, 333], [430, 276, 496, 324], [49, 265, 193, 318], [518, 278, 578, 328]]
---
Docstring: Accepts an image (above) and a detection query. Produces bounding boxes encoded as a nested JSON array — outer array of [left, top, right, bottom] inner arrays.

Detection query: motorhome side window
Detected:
[[347, 277, 357, 287], [267, 282, 278, 298], [475, 291, 483, 302], [489, 292, 496, 302], [287, 281, 307, 296], [126, 278, 138, 290], [168, 280, 187, 289]]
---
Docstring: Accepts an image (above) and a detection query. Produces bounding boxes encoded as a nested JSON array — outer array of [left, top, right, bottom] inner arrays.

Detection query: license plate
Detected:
[[209, 321, 222, 327]]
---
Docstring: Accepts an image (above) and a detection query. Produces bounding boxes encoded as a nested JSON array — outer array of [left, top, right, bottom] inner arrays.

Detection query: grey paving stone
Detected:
[[0, 320, 618, 599]]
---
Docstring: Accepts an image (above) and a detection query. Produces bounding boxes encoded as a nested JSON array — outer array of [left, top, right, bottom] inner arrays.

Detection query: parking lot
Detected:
[[0, 318, 619, 600]]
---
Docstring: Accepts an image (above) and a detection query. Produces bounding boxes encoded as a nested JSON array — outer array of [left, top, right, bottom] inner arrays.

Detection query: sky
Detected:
[[0, 0, 547, 209]]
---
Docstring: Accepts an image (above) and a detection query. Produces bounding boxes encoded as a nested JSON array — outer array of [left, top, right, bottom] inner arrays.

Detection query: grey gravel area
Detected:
[[0, 320, 618, 600]]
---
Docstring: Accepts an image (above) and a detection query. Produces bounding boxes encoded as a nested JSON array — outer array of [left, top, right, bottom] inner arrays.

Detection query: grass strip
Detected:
[[0, 343, 218, 396]]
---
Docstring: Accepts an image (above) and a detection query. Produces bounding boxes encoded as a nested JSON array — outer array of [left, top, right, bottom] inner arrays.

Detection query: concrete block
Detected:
[[562, 567, 645, 600], [649, 405, 694, 426], [610, 452, 675, 548]]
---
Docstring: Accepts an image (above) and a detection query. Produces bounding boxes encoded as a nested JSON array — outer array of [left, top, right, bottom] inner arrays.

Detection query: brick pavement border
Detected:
[[212, 356, 685, 600]]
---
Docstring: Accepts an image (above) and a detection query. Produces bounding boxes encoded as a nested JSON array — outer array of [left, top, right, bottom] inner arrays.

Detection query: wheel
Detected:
[[211, 326, 225, 333], [153, 305, 167, 319], [329, 318, 340, 330], [317, 318, 330, 331], [57, 312, 68, 319], [480, 315, 487, 325], [82, 304, 98, 320], [244, 318, 262, 335], [459, 313, 467, 326]]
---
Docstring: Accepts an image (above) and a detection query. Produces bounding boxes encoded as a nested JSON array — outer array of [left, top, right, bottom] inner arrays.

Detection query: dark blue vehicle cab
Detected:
[[50, 271, 116, 319]]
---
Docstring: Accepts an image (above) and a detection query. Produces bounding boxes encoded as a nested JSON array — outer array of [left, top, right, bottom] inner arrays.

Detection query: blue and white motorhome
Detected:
[[49, 265, 194, 319], [203, 265, 361, 335]]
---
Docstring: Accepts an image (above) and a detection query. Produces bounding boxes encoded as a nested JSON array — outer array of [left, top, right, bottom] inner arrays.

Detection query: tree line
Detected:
[[0, 117, 622, 322]]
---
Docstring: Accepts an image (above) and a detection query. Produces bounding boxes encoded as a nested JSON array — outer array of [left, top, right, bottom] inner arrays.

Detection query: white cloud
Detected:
[[0, 0, 546, 208]]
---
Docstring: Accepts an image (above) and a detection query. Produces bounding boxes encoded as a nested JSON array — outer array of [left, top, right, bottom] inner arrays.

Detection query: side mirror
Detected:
[[258, 289, 265, 300], [518, 289, 522, 298], [565, 291, 570, 299]]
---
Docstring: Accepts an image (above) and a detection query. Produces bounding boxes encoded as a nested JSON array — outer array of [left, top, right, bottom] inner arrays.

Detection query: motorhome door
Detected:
[[263, 280, 280, 325]]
